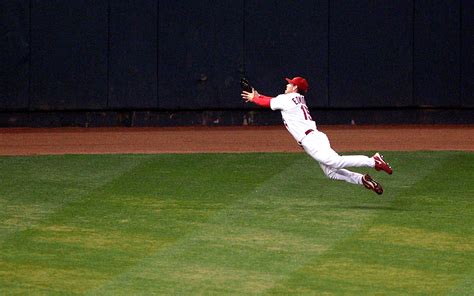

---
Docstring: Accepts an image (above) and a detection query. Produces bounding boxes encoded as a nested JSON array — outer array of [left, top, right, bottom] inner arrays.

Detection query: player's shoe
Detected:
[[362, 174, 383, 195], [373, 152, 393, 175]]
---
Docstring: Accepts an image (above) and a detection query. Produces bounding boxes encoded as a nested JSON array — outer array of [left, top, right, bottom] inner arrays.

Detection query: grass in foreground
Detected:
[[0, 152, 472, 295]]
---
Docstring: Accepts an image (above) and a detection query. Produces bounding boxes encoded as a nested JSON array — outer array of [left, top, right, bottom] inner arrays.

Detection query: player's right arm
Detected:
[[241, 89, 272, 108]]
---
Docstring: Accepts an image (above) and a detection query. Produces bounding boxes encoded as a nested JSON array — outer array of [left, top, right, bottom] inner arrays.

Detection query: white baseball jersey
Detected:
[[270, 92, 317, 143]]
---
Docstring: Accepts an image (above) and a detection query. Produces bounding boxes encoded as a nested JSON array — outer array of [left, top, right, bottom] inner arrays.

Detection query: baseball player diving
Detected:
[[241, 76, 393, 195]]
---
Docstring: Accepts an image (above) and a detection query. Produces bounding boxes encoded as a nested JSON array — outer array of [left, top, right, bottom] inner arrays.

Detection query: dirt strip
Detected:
[[0, 125, 473, 156]]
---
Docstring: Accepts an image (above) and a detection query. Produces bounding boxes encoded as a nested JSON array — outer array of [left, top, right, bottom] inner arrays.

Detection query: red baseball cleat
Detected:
[[362, 174, 383, 195], [373, 153, 393, 175]]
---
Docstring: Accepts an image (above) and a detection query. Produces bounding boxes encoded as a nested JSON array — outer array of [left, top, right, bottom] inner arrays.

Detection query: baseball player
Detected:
[[241, 76, 392, 195]]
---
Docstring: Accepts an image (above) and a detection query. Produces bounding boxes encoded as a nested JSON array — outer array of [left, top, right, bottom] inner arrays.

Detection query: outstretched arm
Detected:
[[241, 89, 272, 108]]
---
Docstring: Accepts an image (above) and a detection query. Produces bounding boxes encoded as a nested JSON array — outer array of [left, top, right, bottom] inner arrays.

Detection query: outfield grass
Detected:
[[0, 152, 472, 295]]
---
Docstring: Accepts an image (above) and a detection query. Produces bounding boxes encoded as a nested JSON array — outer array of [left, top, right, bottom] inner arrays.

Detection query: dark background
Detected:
[[1, 0, 473, 126]]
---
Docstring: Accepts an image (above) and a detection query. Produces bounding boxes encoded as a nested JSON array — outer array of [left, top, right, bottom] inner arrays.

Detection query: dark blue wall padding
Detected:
[[0, 0, 29, 109], [2, 0, 474, 115], [108, 0, 157, 108], [414, 0, 460, 107], [29, 0, 108, 110], [212, 2, 245, 109], [461, 0, 474, 107], [244, 0, 329, 108], [158, 0, 243, 109], [329, 0, 413, 108]]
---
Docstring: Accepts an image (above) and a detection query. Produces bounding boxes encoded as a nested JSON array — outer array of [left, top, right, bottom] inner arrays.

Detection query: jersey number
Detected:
[[301, 105, 312, 120]]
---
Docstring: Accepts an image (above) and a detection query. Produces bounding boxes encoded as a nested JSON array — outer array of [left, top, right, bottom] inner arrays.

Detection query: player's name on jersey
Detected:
[[291, 96, 306, 105]]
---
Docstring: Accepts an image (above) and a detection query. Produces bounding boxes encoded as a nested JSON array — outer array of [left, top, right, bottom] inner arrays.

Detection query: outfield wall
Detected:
[[1, 1, 473, 127]]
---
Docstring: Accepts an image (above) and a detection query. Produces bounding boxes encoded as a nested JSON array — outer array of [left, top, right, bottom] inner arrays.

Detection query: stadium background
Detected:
[[1, 2, 473, 294], [1, 0, 473, 127]]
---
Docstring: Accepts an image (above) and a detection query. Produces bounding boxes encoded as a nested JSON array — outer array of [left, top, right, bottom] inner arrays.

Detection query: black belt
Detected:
[[305, 129, 314, 135]]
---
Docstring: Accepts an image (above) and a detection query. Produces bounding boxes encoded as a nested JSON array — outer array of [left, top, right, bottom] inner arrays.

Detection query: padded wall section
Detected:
[[329, 1, 413, 107], [0, 1, 29, 109], [461, 0, 474, 107], [30, 0, 108, 110], [3, 0, 474, 115], [244, 1, 329, 107], [158, 0, 243, 109], [108, 0, 157, 108], [414, 1, 460, 106], [213, 2, 244, 109]]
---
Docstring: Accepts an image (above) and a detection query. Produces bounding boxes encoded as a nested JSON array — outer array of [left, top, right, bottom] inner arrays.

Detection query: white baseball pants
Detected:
[[300, 130, 375, 185]]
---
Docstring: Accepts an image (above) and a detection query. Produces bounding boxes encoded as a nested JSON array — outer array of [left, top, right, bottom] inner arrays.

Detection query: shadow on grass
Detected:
[[333, 204, 408, 211]]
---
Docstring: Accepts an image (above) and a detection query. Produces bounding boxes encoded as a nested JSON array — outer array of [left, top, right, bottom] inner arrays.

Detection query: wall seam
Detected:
[[156, 1, 159, 108], [459, 0, 463, 106], [106, 0, 110, 109], [242, 0, 246, 76], [412, 0, 416, 106], [28, 0, 32, 110], [327, 0, 330, 107]]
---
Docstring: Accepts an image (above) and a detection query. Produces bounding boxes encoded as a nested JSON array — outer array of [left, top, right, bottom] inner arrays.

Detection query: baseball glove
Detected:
[[240, 77, 253, 92]]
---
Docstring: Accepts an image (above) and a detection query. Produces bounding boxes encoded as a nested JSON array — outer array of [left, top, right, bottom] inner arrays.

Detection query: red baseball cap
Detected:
[[285, 77, 308, 93]]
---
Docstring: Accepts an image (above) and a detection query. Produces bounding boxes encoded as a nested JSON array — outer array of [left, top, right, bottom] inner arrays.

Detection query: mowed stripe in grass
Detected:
[[92, 158, 380, 294], [0, 152, 473, 295], [0, 155, 146, 241], [0, 153, 296, 293], [268, 152, 474, 295]]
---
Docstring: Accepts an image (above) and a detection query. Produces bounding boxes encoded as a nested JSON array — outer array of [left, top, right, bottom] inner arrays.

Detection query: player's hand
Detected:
[[241, 88, 259, 102]]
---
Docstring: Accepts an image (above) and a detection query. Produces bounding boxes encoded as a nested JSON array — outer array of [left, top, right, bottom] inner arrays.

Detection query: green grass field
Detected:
[[0, 151, 473, 295]]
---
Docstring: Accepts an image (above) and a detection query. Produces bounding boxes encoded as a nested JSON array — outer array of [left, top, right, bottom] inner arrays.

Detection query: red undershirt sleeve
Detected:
[[252, 94, 272, 108]]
